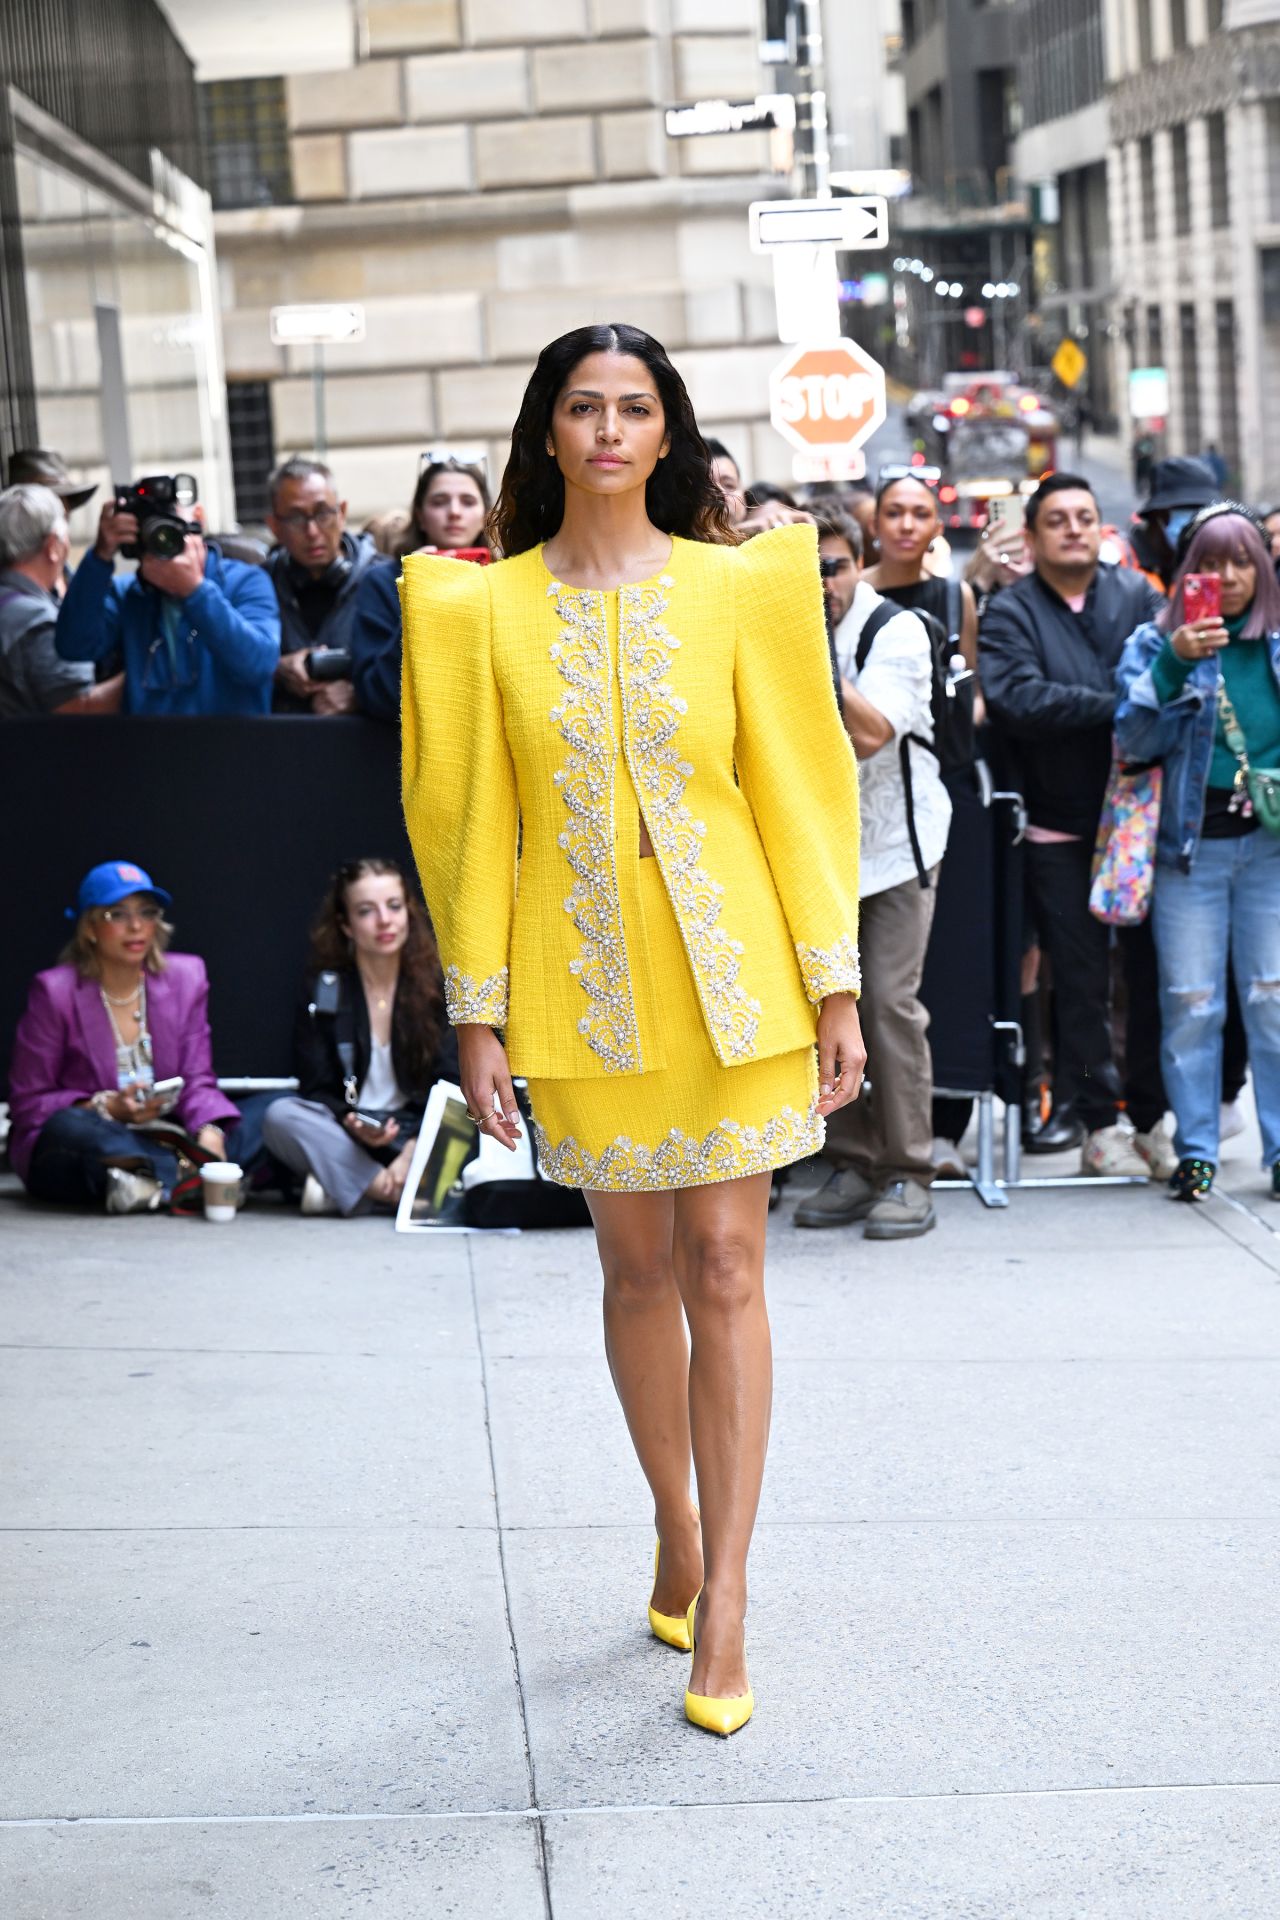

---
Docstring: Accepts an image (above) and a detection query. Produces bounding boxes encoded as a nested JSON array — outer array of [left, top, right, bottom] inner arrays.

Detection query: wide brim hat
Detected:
[[6, 447, 98, 513]]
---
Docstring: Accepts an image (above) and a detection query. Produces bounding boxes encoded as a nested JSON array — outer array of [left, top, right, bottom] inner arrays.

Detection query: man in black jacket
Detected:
[[266, 457, 379, 715], [980, 473, 1164, 1174]]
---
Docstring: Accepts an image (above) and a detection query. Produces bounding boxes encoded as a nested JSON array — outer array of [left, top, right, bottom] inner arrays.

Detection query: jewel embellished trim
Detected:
[[619, 577, 762, 1063], [548, 583, 642, 1072], [533, 1100, 823, 1192], [444, 964, 509, 1026], [795, 935, 862, 1004]]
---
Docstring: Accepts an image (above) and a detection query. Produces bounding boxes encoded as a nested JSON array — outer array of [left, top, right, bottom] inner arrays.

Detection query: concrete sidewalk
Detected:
[[3, 1133, 1280, 1918]]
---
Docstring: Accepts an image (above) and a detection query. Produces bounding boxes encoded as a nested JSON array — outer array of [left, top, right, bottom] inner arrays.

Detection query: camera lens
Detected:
[[144, 520, 187, 559]]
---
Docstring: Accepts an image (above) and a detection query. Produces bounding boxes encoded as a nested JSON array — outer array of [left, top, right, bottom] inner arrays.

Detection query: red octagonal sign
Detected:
[[769, 339, 886, 454]]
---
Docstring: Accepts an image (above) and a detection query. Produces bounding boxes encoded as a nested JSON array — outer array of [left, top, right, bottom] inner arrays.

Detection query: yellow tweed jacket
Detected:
[[401, 521, 861, 1081]]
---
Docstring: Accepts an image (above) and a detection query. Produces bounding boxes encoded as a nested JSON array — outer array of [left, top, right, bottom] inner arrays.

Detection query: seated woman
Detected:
[[351, 460, 491, 724], [1116, 504, 1280, 1202], [263, 857, 457, 1215], [8, 861, 241, 1212]]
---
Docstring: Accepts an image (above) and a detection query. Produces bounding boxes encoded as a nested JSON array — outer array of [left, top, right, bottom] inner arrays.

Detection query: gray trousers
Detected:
[[823, 868, 939, 1188], [262, 1097, 381, 1216]]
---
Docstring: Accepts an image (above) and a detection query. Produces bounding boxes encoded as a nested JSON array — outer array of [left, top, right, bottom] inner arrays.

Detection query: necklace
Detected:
[[100, 981, 143, 1008]]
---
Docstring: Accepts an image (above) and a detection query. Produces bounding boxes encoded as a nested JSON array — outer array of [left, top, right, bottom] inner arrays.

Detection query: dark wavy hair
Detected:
[[404, 459, 492, 559], [308, 858, 446, 1093], [491, 323, 738, 556]]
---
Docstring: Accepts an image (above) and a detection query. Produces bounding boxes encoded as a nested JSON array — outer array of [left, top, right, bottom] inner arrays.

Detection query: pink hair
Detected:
[[1162, 513, 1280, 638]]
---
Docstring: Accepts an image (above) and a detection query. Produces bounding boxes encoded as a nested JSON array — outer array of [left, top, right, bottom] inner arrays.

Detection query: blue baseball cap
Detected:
[[69, 860, 172, 920]]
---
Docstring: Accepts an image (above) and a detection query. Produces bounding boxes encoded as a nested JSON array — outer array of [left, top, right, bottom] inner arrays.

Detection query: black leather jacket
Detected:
[[294, 967, 458, 1137]]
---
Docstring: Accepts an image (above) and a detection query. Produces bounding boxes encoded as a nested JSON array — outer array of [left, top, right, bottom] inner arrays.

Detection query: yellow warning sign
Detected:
[[1052, 338, 1087, 389]]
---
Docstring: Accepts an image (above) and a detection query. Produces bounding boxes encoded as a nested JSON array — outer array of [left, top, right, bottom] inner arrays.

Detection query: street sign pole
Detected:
[[313, 343, 326, 456]]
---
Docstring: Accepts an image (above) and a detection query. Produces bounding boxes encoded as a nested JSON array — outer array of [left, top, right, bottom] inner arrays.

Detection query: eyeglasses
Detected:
[[100, 904, 163, 925], [276, 504, 339, 531]]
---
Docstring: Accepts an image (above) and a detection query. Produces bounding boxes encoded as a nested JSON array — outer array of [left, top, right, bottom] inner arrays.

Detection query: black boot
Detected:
[[1023, 1101, 1084, 1154]]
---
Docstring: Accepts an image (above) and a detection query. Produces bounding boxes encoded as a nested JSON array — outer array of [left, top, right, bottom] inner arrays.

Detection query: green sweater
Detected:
[[1151, 613, 1280, 787]]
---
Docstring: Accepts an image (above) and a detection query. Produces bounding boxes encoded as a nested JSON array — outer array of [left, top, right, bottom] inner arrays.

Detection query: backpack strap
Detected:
[[310, 969, 360, 1106], [853, 597, 902, 675], [944, 574, 963, 650]]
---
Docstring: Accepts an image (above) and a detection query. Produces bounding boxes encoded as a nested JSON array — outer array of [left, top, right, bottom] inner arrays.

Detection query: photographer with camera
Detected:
[[265, 458, 378, 716], [54, 476, 279, 715], [0, 485, 122, 715]]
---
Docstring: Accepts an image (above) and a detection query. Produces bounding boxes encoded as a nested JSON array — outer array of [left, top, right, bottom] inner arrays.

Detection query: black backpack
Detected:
[[853, 580, 976, 888]]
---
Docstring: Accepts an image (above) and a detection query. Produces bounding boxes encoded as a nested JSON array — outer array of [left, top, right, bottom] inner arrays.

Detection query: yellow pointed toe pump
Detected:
[[648, 1538, 697, 1652], [684, 1597, 754, 1737]]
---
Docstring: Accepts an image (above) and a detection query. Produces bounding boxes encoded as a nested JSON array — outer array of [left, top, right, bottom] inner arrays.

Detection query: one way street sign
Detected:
[[749, 196, 888, 253]]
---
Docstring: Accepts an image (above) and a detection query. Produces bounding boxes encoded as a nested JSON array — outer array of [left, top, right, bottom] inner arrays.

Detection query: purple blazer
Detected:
[[7, 953, 241, 1182]]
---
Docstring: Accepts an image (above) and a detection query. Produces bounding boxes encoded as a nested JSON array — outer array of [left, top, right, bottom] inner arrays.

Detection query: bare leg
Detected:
[[671, 1170, 773, 1699], [587, 1188, 703, 1616]]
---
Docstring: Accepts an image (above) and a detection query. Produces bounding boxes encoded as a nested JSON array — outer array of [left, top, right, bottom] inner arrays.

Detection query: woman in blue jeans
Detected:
[[1116, 505, 1280, 1201]]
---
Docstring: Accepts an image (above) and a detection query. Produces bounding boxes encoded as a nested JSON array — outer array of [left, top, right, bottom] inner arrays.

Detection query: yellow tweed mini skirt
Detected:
[[527, 856, 823, 1194]]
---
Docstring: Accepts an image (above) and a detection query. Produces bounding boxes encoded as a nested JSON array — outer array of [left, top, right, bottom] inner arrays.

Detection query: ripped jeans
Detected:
[[1152, 830, 1280, 1167]]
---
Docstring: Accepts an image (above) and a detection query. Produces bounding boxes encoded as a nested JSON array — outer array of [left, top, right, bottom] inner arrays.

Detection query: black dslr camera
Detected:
[[114, 473, 199, 559]]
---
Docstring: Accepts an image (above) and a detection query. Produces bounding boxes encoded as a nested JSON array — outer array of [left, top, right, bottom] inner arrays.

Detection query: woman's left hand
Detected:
[[196, 1124, 227, 1159], [816, 992, 867, 1116], [343, 1112, 400, 1151]]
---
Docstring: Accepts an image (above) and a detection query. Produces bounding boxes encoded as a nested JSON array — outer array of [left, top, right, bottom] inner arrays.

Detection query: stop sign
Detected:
[[768, 340, 886, 454]]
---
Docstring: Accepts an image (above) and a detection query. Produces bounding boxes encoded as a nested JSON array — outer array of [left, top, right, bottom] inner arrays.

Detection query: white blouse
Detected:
[[358, 1039, 406, 1113]]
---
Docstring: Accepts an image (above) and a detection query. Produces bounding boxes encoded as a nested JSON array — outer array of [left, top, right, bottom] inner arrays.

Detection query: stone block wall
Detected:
[[215, 0, 791, 522]]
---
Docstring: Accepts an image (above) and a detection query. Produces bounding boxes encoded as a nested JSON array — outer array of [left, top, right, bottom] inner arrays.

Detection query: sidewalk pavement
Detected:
[[4, 1119, 1280, 1918]]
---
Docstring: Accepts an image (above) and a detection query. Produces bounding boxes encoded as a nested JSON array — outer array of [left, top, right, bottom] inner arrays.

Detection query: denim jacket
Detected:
[[1114, 621, 1280, 871]]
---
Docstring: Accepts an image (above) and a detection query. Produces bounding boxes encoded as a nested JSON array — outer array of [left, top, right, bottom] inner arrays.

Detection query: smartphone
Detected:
[[1183, 573, 1222, 623], [984, 494, 1027, 541], [352, 1110, 391, 1131], [150, 1076, 184, 1114]]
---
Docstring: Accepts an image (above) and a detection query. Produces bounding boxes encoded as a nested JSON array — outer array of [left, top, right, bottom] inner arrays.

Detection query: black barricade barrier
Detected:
[[0, 716, 413, 1089], [919, 764, 1025, 1104]]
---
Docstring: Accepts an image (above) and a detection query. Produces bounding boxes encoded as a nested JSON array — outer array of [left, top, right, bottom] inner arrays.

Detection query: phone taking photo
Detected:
[[150, 1076, 184, 1114], [1183, 573, 1222, 624]]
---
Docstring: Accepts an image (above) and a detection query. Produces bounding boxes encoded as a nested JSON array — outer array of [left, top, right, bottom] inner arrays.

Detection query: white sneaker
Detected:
[[1132, 1123, 1179, 1181], [1081, 1123, 1150, 1177], [105, 1167, 164, 1214], [301, 1174, 339, 1216], [1220, 1099, 1246, 1142], [931, 1137, 966, 1179]]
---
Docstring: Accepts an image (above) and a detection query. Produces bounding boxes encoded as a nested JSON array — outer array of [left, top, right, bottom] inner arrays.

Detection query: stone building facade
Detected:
[[1105, 0, 1279, 495], [213, 0, 797, 523]]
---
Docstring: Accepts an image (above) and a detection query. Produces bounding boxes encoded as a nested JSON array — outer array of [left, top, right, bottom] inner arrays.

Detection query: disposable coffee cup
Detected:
[[201, 1161, 243, 1223]]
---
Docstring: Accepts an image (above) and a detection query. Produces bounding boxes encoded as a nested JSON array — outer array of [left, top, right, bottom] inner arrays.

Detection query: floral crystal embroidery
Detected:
[[533, 1101, 823, 1192], [548, 583, 642, 1072], [444, 964, 509, 1026], [795, 935, 862, 1004], [619, 578, 762, 1063]]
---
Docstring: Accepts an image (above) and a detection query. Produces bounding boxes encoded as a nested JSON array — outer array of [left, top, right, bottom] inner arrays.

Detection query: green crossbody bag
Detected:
[[1217, 682, 1280, 836]]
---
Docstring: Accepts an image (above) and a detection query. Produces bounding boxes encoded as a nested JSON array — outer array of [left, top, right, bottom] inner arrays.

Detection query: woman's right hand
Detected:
[[1171, 616, 1229, 662], [457, 1025, 523, 1152], [102, 1087, 167, 1124]]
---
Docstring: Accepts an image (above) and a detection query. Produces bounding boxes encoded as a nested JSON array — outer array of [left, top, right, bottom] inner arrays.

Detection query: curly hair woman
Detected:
[[262, 858, 456, 1215], [401, 323, 864, 1735]]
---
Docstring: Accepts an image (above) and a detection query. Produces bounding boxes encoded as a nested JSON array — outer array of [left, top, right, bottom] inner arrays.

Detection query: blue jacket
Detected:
[[55, 546, 280, 716], [1115, 621, 1280, 871], [350, 556, 402, 725]]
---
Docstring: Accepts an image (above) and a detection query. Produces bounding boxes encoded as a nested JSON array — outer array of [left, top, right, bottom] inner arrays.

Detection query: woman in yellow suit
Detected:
[[402, 325, 864, 1736]]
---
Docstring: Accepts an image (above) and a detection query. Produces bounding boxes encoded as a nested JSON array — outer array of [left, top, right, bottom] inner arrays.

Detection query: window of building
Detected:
[[1136, 0, 1153, 66], [1206, 112, 1229, 228], [199, 78, 291, 211], [1139, 135, 1157, 242], [1170, 0, 1188, 49], [1146, 303, 1163, 367], [1214, 302, 1239, 484], [1179, 303, 1201, 450], [1171, 124, 1191, 236], [226, 381, 276, 525]]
